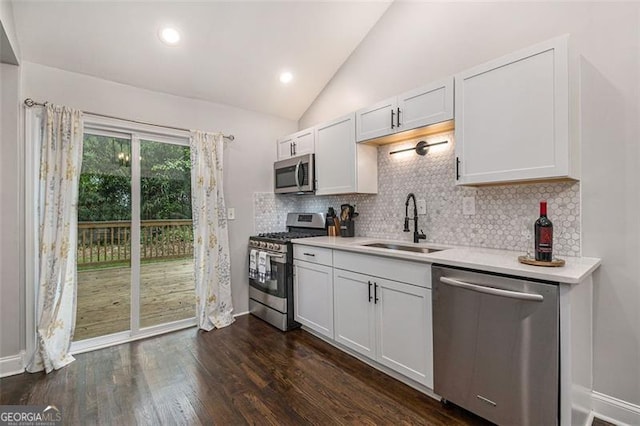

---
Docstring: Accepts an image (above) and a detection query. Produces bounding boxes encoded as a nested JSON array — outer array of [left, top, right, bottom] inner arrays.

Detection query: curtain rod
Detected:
[[23, 98, 235, 141]]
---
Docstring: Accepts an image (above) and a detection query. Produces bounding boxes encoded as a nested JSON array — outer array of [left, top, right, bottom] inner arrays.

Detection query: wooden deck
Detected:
[[75, 259, 195, 341]]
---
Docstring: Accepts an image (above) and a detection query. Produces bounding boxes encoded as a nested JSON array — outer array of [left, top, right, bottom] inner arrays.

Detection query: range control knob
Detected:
[[272, 244, 281, 251], [259, 241, 267, 248], [267, 243, 274, 250]]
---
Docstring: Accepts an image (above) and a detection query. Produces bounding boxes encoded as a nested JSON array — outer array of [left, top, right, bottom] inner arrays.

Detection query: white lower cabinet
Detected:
[[376, 278, 432, 387], [294, 260, 334, 338], [293, 244, 433, 389], [333, 268, 433, 388], [333, 269, 376, 359]]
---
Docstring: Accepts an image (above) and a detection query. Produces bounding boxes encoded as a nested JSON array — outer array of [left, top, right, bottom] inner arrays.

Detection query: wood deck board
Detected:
[[75, 259, 195, 341]]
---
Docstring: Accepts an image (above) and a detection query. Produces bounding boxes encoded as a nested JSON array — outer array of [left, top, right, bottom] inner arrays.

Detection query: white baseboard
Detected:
[[592, 391, 640, 426], [0, 351, 25, 378], [233, 311, 249, 317]]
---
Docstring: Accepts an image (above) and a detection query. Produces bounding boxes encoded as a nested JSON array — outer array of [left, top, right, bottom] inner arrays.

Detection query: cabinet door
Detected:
[[397, 77, 453, 131], [375, 278, 432, 388], [455, 36, 569, 185], [315, 113, 358, 195], [276, 136, 293, 160], [333, 269, 376, 359], [293, 260, 334, 338], [292, 128, 315, 157], [355, 97, 396, 142], [276, 128, 314, 160]]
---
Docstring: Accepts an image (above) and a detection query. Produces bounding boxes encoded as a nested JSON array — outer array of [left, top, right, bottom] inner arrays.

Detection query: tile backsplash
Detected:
[[255, 131, 580, 257]]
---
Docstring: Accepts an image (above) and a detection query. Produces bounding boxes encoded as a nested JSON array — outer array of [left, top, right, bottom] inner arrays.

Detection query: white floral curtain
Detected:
[[27, 104, 83, 373], [190, 131, 234, 331]]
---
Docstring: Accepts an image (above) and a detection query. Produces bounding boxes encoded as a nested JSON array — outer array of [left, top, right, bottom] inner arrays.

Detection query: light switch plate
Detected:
[[463, 196, 476, 215], [417, 199, 427, 215], [227, 207, 235, 220]]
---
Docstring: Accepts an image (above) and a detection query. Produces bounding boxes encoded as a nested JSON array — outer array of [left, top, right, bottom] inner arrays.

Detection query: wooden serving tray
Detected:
[[518, 255, 565, 267]]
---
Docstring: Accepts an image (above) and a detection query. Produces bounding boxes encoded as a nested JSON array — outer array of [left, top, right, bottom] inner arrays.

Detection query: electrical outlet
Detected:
[[417, 199, 427, 215], [462, 196, 476, 215], [227, 207, 235, 220]]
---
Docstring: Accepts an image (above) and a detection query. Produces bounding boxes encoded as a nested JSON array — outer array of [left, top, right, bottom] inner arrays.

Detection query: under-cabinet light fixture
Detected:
[[389, 140, 448, 156]]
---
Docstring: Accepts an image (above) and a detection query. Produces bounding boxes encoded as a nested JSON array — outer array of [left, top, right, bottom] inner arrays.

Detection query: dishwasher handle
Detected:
[[439, 276, 544, 302]]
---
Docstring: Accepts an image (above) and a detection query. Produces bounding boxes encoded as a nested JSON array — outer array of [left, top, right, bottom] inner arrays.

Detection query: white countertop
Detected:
[[291, 236, 601, 284]]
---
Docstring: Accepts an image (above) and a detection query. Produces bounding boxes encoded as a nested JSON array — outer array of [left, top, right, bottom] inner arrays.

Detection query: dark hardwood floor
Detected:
[[1, 314, 491, 425]]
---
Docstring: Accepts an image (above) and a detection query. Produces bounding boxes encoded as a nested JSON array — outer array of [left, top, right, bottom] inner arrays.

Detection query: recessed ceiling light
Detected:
[[159, 27, 180, 46], [279, 71, 293, 84]]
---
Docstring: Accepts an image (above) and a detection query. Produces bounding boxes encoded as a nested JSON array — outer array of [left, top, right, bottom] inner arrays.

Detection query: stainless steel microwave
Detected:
[[274, 153, 315, 194]]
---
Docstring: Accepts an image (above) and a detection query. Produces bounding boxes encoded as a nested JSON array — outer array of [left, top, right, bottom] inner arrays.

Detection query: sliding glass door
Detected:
[[74, 129, 195, 346], [139, 139, 194, 328], [76, 134, 132, 340]]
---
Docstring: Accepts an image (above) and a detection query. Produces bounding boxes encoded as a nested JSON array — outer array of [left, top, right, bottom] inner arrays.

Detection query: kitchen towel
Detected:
[[249, 249, 257, 279], [258, 251, 269, 284]]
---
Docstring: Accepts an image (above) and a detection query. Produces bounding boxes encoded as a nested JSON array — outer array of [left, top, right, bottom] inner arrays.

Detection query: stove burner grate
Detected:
[[257, 231, 317, 241]]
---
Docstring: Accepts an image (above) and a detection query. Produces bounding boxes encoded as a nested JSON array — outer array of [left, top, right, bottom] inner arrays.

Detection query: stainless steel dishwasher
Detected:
[[432, 265, 559, 426]]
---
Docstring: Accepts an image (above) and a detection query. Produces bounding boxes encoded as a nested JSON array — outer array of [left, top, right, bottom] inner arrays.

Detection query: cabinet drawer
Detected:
[[293, 245, 333, 266], [333, 250, 431, 288]]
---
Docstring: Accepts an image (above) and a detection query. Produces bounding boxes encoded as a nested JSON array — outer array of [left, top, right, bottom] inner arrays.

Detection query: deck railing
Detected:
[[77, 220, 193, 267]]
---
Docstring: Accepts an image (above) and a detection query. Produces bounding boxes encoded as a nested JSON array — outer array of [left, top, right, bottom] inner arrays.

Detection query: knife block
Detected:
[[340, 220, 355, 237]]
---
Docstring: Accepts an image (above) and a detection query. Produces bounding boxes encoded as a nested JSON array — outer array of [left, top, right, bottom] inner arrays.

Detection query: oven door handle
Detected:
[[248, 250, 287, 263], [266, 253, 285, 258]]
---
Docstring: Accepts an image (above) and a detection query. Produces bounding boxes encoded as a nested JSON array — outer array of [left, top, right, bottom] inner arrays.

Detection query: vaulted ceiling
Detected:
[[12, 1, 392, 120]]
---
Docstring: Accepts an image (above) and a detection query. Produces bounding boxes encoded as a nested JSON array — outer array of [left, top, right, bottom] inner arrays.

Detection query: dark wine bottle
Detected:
[[534, 201, 553, 261]]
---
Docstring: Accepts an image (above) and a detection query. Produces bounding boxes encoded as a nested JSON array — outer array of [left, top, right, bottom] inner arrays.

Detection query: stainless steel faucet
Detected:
[[404, 193, 426, 243]]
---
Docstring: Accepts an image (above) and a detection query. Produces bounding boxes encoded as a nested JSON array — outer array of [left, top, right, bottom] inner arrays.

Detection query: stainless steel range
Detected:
[[248, 212, 326, 331]]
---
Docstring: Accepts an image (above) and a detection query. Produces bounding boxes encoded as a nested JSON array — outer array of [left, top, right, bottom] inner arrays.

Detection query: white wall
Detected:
[[0, 63, 23, 360], [300, 1, 640, 408], [0, 0, 20, 63], [6, 62, 296, 355]]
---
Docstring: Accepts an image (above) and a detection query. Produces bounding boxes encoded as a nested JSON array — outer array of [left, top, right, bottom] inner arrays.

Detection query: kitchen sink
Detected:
[[361, 242, 443, 254]]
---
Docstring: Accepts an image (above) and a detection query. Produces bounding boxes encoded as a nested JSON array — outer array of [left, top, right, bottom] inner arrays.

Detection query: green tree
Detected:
[[140, 140, 192, 220], [78, 135, 192, 222]]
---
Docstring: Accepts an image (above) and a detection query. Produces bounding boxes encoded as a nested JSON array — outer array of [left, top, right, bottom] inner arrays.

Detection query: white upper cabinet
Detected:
[[315, 113, 377, 195], [355, 77, 454, 143], [454, 36, 576, 185], [276, 135, 294, 160], [397, 78, 454, 132], [276, 127, 315, 160], [355, 97, 397, 142]]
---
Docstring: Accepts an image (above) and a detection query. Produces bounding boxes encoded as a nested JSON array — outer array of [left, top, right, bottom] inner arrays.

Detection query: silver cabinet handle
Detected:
[[439, 277, 544, 302]]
